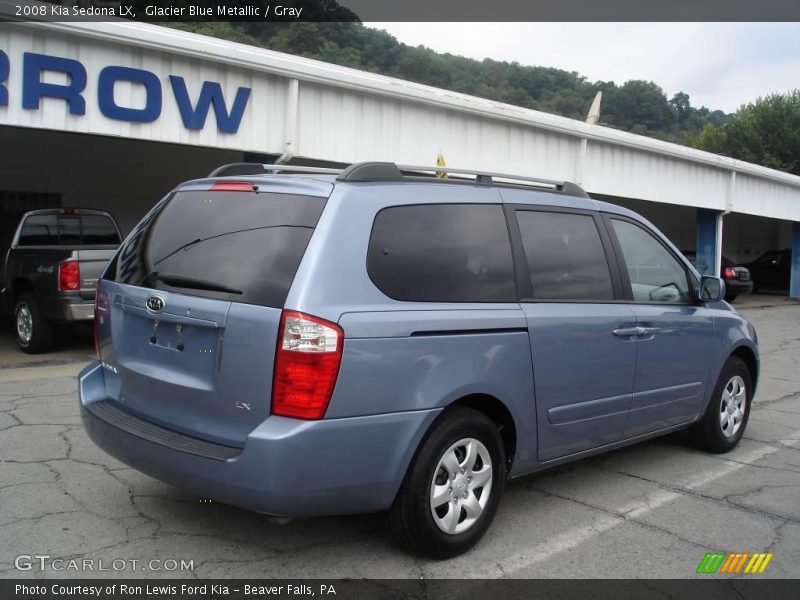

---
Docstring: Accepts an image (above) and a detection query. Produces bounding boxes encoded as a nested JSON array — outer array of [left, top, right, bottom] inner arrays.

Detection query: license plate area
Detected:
[[149, 320, 193, 352], [115, 305, 223, 387]]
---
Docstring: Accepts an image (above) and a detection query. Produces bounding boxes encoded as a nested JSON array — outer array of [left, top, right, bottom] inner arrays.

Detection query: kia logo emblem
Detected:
[[146, 295, 165, 313]]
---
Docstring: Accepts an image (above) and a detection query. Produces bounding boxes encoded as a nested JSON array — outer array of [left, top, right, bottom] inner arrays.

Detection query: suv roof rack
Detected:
[[398, 165, 587, 197], [208, 161, 588, 198], [208, 163, 342, 177]]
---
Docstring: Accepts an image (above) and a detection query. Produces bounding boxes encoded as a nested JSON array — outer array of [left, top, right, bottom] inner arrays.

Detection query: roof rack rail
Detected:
[[337, 162, 403, 182], [208, 163, 342, 177], [395, 164, 589, 198], [208, 161, 589, 198], [336, 162, 588, 197]]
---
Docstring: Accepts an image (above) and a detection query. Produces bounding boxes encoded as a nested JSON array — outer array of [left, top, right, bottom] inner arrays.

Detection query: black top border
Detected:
[[2, 0, 800, 22]]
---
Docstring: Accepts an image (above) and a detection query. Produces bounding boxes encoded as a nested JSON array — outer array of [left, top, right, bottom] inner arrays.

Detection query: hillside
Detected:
[[170, 22, 730, 145]]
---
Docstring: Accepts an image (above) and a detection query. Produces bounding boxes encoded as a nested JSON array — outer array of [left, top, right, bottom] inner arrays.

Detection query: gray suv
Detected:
[[79, 162, 758, 558]]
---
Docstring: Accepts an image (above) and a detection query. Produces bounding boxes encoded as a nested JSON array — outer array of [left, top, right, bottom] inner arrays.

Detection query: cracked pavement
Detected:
[[1, 303, 799, 579]]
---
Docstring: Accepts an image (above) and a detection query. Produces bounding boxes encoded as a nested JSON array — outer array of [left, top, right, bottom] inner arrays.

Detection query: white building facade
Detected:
[[1, 20, 799, 295]]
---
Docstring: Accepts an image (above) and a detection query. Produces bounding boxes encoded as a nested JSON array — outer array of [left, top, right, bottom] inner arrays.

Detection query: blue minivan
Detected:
[[80, 162, 758, 558]]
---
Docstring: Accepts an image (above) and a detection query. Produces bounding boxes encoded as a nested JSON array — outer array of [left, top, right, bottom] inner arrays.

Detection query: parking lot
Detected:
[[1, 295, 799, 579]]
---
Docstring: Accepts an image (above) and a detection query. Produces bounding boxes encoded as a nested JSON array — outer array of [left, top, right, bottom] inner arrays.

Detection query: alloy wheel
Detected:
[[16, 305, 33, 345]]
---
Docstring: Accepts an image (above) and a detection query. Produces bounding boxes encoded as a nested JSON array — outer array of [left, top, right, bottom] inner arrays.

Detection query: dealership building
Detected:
[[1, 19, 799, 297]]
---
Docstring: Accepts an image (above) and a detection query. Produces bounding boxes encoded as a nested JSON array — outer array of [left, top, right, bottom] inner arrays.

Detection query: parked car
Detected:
[[79, 162, 759, 559], [1, 208, 121, 353], [744, 249, 792, 292], [681, 251, 753, 302]]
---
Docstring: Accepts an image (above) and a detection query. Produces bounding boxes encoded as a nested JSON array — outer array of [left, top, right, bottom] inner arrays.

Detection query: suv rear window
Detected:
[[108, 190, 326, 309], [367, 204, 516, 303], [17, 213, 119, 246]]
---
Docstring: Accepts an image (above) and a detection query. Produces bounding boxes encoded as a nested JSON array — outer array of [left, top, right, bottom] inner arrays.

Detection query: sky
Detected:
[[365, 23, 800, 113]]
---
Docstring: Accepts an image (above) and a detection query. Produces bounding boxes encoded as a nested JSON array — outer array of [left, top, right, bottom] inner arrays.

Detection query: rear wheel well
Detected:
[[12, 278, 34, 302], [447, 394, 516, 471], [730, 346, 758, 391]]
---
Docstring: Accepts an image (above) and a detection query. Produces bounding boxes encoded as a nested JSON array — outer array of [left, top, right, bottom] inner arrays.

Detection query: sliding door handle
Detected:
[[639, 327, 661, 336], [613, 327, 641, 337]]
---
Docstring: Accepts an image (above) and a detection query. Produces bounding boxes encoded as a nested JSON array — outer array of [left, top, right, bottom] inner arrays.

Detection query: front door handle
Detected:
[[613, 326, 662, 338]]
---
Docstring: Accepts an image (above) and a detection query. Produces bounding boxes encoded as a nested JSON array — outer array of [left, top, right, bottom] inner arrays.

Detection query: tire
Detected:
[[725, 293, 738, 303], [690, 357, 751, 453], [14, 294, 54, 354], [387, 406, 506, 559]]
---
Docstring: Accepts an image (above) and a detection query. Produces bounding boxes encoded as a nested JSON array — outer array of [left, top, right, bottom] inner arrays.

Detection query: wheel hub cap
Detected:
[[430, 437, 493, 535], [719, 375, 746, 438]]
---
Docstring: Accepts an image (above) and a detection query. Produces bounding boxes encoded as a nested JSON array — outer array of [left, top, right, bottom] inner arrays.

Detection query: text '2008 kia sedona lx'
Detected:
[[79, 162, 758, 558]]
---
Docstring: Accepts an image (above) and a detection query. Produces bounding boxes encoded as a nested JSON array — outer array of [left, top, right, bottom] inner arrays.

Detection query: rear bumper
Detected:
[[39, 295, 94, 321], [66, 302, 94, 320], [78, 362, 440, 517]]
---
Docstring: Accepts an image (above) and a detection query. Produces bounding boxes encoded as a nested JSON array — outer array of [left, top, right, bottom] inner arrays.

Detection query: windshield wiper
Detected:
[[152, 225, 313, 267], [152, 272, 243, 295]]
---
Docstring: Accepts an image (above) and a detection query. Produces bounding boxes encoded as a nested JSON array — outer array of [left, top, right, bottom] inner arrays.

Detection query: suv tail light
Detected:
[[58, 260, 80, 291], [722, 267, 737, 279], [272, 310, 344, 420]]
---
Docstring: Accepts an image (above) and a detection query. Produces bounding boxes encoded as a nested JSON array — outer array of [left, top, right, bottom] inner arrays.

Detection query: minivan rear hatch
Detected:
[[97, 180, 331, 446]]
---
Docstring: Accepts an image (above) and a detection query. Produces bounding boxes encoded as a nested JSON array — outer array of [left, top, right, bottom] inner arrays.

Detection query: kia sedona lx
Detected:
[[79, 162, 759, 558]]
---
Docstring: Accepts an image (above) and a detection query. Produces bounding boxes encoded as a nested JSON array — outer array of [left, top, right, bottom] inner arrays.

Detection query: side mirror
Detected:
[[700, 276, 724, 302]]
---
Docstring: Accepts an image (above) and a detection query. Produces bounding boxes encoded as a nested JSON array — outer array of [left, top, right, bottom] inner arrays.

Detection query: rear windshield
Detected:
[[17, 213, 120, 246], [107, 190, 326, 309]]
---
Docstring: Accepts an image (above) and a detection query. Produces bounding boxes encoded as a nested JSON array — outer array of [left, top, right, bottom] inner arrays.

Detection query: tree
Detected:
[[689, 91, 800, 175], [169, 21, 735, 148], [602, 80, 676, 133], [670, 92, 691, 121]]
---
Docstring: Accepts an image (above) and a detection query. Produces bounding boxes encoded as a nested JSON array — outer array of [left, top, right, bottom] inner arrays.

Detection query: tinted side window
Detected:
[[516, 210, 614, 301], [367, 204, 516, 302], [611, 219, 691, 304], [81, 215, 120, 244], [18, 215, 80, 245]]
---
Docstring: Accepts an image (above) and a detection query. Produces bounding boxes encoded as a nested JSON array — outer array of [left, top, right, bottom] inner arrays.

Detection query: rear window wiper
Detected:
[[152, 272, 243, 295]]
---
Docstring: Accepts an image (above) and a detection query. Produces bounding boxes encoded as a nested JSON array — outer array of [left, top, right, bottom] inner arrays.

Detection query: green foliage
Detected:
[[164, 21, 800, 172], [689, 91, 800, 175]]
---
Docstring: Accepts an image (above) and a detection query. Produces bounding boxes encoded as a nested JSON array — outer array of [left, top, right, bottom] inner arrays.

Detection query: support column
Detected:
[[696, 208, 723, 277], [791, 222, 800, 299]]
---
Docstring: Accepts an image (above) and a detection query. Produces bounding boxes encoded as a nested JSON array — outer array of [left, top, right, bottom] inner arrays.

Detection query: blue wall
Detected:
[[696, 209, 721, 277], [791, 223, 800, 299]]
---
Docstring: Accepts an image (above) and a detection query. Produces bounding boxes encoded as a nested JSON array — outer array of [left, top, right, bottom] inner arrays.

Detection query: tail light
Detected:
[[272, 310, 344, 420], [722, 267, 737, 279], [58, 260, 80, 291]]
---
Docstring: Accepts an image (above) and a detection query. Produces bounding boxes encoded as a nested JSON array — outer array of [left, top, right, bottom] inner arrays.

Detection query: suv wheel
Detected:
[[15, 294, 53, 354], [690, 356, 751, 453], [387, 407, 506, 558]]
